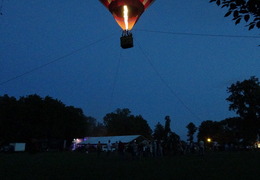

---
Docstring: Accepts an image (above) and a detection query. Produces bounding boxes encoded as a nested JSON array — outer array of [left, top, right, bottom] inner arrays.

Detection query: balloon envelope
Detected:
[[99, 0, 155, 30]]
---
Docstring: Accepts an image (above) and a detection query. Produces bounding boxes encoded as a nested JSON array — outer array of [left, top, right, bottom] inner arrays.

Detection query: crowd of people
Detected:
[[76, 138, 257, 158], [79, 139, 205, 159]]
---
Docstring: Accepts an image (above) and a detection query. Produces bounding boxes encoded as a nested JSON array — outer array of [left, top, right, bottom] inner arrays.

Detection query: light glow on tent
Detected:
[[72, 138, 83, 150], [257, 142, 260, 148]]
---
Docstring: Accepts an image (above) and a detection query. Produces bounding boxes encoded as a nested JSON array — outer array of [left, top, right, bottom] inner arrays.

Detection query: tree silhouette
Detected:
[[196, 77, 260, 146], [197, 120, 222, 143], [84, 116, 107, 136], [210, 0, 260, 30], [153, 122, 165, 141], [186, 122, 197, 145], [103, 108, 152, 138], [158, 116, 182, 154], [0, 94, 89, 146], [226, 76, 260, 144], [219, 117, 243, 144], [164, 116, 171, 138]]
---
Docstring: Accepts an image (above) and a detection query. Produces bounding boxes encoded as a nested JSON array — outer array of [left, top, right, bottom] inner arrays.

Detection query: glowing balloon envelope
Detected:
[[99, 0, 155, 48]]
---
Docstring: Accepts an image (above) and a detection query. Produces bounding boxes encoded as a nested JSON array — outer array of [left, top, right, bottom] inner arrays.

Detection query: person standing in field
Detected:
[[199, 140, 205, 155], [107, 140, 112, 156], [97, 141, 102, 157], [118, 141, 125, 158]]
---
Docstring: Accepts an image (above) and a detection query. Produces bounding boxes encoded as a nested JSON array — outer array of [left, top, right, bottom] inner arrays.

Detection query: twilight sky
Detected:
[[1, 0, 259, 140]]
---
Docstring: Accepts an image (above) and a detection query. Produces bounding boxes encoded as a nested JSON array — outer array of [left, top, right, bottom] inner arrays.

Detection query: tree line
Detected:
[[0, 95, 88, 144], [186, 76, 260, 147], [0, 95, 153, 148], [0, 76, 259, 150]]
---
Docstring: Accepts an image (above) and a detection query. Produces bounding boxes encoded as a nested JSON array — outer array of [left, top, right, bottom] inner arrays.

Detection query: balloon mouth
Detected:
[[110, 4, 144, 30]]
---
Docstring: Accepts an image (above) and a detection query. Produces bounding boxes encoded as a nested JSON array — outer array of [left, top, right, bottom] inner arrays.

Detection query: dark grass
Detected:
[[0, 151, 259, 180]]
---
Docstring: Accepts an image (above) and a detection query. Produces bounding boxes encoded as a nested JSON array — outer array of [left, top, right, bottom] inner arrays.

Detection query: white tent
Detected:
[[78, 135, 146, 145], [9, 143, 26, 151]]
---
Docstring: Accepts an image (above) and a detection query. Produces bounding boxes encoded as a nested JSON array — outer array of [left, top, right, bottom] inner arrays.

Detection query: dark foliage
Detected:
[[103, 108, 152, 138], [197, 76, 260, 146], [0, 94, 89, 144], [186, 122, 197, 144], [197, 120, 223, 142], [153, 122, 165, 140], [210, 0, 260, 30], [226, 76, 260, 144], [219, 117, 244, 144], [153, 116, 182, 154]]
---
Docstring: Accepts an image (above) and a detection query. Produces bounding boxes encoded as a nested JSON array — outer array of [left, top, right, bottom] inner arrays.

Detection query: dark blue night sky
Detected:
[[1, 1, 259, 139]]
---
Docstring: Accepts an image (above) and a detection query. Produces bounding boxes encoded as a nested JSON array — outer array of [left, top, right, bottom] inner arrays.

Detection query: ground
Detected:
[[0, 151, 259, 180]]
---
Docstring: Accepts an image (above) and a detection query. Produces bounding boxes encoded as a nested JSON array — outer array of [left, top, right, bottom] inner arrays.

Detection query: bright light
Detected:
[[207, 138, 212, 143], [73, 138, 82, 144], [123, 5, 129, 30], [258, 142, 260, 148]]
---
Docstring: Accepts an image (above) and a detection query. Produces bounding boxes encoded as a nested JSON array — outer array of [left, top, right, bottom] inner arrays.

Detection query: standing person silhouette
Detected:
[[97, 141, 102, 157], [107, 140, 112, 156]]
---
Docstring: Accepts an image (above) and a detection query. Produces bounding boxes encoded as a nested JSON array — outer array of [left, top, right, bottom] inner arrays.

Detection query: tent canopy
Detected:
[[78, 135, 146, 145]]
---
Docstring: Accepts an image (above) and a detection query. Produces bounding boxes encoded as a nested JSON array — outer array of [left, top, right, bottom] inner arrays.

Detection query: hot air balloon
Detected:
[[99, 0, 155, 49]]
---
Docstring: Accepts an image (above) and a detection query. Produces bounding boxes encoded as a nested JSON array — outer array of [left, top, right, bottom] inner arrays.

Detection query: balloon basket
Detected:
[[120, 31, 133, 49]]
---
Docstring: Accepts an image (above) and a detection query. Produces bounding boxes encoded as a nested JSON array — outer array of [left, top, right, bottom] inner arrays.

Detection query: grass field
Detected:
[[0, 151, 259, 180]]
